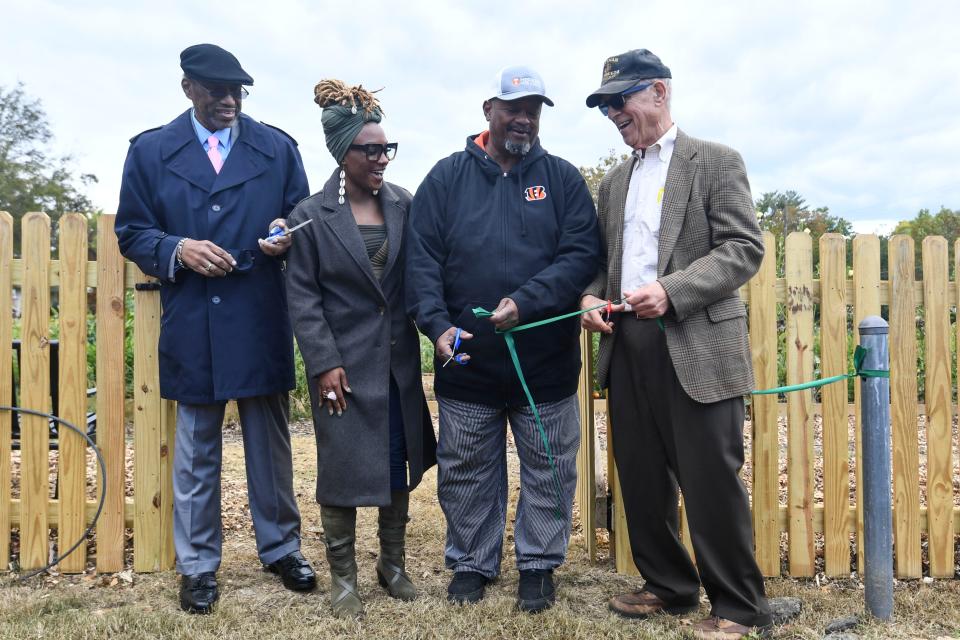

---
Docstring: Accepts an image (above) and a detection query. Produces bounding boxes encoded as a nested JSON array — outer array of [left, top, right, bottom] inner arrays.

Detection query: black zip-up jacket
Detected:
[[405, 133, 600, 407]]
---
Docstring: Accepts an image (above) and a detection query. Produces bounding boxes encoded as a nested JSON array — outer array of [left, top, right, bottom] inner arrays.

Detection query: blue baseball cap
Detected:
[[489, 65, 554, 107]]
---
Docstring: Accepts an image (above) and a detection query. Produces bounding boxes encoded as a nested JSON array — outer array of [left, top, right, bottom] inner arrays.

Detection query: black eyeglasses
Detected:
[[348, 142, 398, 161], [598, 82, 652, 116], [193, 80, 249, 101]]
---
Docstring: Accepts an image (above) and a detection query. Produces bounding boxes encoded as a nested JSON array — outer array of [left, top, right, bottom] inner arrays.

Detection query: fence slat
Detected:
[[0, 212, 12, 569], [96, 215, 126, 572], [678, 496, 696, 564], [749, 231, 780, 576], [133, 270, 163, 571], [922, 237, 954, 577], [820, 234, 849, 576], [889, 236, 921, 577], [20, 212, 51, 570], [575, 332, 596, 560], [57, 213, 88, 573], [785, 232, 815, 576], [607, 408, 639, 575], [852, 234, 880, 572], [160, 398, 177, 568]]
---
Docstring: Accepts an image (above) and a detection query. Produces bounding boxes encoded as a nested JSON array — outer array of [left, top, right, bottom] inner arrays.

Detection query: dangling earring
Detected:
[[338, 167, 346, 205], [372, 188, 379, 196]]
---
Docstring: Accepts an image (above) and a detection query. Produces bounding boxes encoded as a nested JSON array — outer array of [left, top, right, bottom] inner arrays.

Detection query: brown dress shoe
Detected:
[[609, 588, 699, 619], [688, 616, 772, 639]]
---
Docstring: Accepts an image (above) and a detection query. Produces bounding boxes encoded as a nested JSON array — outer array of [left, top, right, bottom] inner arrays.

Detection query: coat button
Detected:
[[391, 339, 397, 346], [211, 296, 221, 304], [378, 306, 385, 315], [211, 204, 221, 212]]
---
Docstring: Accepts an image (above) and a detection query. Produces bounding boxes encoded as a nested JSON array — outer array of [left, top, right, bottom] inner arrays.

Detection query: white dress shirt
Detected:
[[620, 123, 677, 310]]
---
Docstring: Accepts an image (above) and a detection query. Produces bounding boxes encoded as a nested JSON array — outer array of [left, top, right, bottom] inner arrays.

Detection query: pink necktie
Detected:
[[207, 134, 223, 174]]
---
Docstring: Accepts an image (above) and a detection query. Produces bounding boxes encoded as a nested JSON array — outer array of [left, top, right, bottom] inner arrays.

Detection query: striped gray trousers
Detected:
[[436, 394, 580, 578]]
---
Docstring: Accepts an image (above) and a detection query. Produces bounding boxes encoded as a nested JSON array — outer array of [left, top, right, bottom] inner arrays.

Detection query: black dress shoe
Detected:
[[265, 550, 317, 591], [180, 572, 218, 614]]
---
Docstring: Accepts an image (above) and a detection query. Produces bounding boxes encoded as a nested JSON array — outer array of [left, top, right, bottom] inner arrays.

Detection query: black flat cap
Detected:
[[180, 44, 254, 85], [585, 49, 671, 108]]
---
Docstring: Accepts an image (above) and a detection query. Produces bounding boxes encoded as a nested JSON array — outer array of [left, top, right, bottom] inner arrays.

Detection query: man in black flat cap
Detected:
[[116, 43, 316, 614], [579, 49, 772, 639]]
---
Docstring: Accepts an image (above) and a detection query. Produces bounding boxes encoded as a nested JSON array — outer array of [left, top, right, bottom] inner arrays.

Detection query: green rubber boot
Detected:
[[320, 505, 363, 617], [376, 491, 417, 601]]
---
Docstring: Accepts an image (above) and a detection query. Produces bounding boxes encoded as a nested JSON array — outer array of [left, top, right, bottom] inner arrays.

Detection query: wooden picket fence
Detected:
[[1, 212, 175, 574], [2, 216, 958, 578], [575, 231, 960, 579]]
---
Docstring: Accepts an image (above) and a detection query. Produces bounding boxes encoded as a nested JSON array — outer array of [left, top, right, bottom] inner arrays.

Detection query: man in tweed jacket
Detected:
[[580, 50, 772, 639]]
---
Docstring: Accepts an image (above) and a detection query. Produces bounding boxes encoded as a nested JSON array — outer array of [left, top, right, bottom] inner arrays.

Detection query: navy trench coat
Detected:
[[116, 110, 309, 403]]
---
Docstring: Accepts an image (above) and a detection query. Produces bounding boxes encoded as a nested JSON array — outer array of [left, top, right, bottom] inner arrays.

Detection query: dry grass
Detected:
[[3, 423, 960, 639]]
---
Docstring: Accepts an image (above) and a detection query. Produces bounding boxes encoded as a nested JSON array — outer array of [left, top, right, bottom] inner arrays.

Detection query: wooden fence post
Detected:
[[57, 213, 89, 573], [922, 237, 954, 577], [133, 269, 163, 571], [575, 332, 596, 560], [749, 231, 780, 577], [820, 233, 850, 577], [785, 231, 815, 576], [96, 215, 126, 572], [852, 235, 881, 572], [889, 236, 921, 578], [20, 212, 51, 570]]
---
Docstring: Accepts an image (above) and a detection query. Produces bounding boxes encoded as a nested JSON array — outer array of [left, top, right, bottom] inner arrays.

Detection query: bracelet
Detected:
[[175, 238, 187, 268]]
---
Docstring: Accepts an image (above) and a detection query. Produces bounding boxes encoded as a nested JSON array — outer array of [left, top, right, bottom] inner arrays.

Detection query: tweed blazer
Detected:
[[583, 130, 764, 404]]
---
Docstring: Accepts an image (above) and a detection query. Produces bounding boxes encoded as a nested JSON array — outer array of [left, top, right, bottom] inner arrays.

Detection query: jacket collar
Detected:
[[318, 168, 404, 300], [656, 129, 697, 276], [464, 132, 547, 178], [159, 110, 274, 195]]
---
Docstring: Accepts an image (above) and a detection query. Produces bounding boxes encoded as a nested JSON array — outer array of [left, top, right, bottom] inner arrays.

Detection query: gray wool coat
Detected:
[[285, 170, 437, 507]]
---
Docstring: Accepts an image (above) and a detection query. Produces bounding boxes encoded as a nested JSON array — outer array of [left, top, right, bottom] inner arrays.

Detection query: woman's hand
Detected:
[[317, 367, 351, 416]]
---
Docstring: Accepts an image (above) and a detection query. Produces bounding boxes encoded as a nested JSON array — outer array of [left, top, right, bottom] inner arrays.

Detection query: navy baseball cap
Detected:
[[585, 49, 671, 108], [180, 44, 254, 85], [489, 65, 554, 107]]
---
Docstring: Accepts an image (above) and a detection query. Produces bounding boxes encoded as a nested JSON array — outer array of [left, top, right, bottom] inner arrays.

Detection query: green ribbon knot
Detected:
[[751, 345, 889, 396]]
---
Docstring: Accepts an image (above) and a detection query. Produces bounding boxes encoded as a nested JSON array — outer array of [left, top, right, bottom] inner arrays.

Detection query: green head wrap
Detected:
[[321, 103, 383, 164]]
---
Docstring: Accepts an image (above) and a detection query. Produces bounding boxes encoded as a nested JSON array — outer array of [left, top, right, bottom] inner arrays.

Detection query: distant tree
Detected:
[[579, 149, 630, 204], [755, 190, 852, 275], [0, 82, 99, 255], [892, 206, 960, 276]]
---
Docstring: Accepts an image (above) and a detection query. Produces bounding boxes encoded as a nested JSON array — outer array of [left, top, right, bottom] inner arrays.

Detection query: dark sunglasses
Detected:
[[348, 142, 398, 161], [193, 80, 249, 101], [598, 82, 652, 116]]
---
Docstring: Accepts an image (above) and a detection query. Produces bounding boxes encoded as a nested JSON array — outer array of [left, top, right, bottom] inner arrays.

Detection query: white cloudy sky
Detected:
[[2, 0, 958, 234]]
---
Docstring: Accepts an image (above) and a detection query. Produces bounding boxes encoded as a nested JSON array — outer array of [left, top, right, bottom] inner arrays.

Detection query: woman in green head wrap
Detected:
[[284, 79, 436, 618]]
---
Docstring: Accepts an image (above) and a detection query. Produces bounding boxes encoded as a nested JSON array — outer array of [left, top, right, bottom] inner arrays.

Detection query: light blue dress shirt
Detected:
[[191, 109, 234, 161]]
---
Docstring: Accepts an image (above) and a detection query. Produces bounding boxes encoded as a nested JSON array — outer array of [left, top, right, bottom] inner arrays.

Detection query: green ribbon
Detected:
[[470, 300, 887, 517], [751, 345, 889, 396], [472, 299, 626, 520]]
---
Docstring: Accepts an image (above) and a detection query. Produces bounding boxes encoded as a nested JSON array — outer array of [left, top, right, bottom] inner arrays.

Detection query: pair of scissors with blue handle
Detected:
[[265, 218, 313, 243], [442, 327, 468, 367]]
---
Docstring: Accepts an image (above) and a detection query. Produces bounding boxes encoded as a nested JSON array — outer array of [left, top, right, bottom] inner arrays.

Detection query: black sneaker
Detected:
[[447, 571, 489, 604], [517, 569, 555, 613]]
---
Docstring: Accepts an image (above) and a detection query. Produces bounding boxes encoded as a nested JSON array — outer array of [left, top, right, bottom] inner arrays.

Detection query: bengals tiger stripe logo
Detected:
[[524, 185, 547, 201]]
